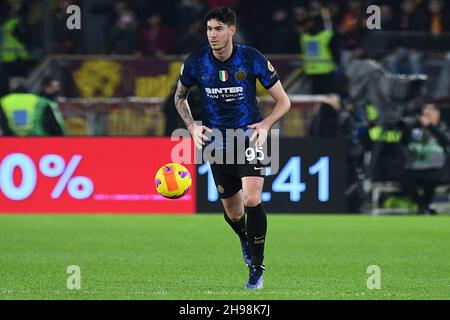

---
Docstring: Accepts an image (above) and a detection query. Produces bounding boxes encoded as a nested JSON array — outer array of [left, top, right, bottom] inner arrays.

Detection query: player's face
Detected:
[[207, 19, 236, 51]]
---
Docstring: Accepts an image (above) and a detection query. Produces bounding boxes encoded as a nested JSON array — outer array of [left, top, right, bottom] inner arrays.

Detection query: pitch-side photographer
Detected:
[[399, 104, 450, 214]]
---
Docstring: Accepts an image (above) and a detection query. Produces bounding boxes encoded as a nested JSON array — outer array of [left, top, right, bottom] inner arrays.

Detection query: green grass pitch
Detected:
[[0, 214, 449, 300]]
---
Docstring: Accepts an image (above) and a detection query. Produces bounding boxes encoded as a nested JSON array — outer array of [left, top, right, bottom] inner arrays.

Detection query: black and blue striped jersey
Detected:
[[179, 44, 279, 131]]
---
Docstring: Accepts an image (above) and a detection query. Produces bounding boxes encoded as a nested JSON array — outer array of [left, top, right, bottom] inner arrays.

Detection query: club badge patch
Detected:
[[235, 70, 247, 81], [267, 61, 275, 72]]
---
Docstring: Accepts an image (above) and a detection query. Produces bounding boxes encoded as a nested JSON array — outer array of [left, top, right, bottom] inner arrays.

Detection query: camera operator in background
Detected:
[[400, 104, 450, 214], [345, 52, 428, 177]]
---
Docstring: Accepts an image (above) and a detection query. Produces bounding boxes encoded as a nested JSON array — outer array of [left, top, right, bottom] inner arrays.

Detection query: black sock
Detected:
[[223, 211, 247, 240], [245, 202, 267, 267]]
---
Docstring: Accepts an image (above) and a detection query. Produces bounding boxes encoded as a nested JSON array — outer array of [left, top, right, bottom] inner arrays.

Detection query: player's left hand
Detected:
[[248, 121, 270, 148]]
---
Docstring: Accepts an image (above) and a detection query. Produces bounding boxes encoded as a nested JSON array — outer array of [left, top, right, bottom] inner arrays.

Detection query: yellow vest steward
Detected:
[[300, 30, 336, 75], [0, 94, 66, 136], [0, 18, 29, 63]]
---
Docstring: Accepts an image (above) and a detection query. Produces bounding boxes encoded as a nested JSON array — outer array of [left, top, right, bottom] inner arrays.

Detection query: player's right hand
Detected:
[[188, 124, 212, 150]]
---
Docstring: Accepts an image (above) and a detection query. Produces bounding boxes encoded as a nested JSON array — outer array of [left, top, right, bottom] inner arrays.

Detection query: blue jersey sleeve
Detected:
[[253, 49, 279, 89], [179, 55, 196, 87]]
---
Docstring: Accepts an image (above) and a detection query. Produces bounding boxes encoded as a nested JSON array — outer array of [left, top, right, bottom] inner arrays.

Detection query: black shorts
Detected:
[[210, 162, 266, 199], [204, 133, 270, 199]]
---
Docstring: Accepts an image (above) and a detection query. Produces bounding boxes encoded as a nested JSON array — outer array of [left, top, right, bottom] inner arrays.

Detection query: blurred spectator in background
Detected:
[[0, 1, 30, 77], [258, 6, 298, 54], [106, 0, 138, 55], [379, 4, 397, 31], [178, 20, 208, 54], [425, 0, 450, 52], [293, 5, 309, 34], [361, 3, 397, 61], [299, 15, 339, 94], [386, 0, 427, 74], [400, 104, 450, 214], [426, 0, 450, 35], [139, 13, 174, 57], [308, 0, 323, 17], [52, 0, 82, 54], [435, 54, 450, 97], [0, 66, 8, 98], [0, 84, 65, 136], [207, 0, 237, 10], [338, 0, 365, 53], [174, 0, 206, 52], [395, 0, 427, 32], [39, 76, 61, 102], [132, 1, 175, 25]]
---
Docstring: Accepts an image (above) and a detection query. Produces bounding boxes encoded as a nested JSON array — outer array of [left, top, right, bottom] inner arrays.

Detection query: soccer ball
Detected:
[[154, 163, 192, 199]]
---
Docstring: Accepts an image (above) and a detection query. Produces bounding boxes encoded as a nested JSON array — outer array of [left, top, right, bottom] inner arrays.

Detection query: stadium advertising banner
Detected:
[[0, 138, 196, 214], [63, 57, 294, 98], [196, 137, 348, 213]]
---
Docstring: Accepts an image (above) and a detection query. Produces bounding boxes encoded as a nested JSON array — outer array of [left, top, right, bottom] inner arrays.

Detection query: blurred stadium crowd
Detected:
[[1, 0, 450, 78], [0, 0, 449, 95]]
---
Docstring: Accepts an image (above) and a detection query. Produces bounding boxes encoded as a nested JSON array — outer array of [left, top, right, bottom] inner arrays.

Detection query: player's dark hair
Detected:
[[204, 7, 236, 26]]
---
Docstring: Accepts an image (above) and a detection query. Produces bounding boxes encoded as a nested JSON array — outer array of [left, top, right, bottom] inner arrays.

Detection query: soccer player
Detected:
[[174, 7, 290, 289]]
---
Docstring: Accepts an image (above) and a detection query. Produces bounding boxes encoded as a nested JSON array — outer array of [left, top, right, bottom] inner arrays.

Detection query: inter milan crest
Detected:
[[235, 70, 247, 81], [219, 70, 228, 82]]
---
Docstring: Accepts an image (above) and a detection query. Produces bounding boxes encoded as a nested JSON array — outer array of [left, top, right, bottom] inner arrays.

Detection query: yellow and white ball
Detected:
[[155, 163, 192, 199]]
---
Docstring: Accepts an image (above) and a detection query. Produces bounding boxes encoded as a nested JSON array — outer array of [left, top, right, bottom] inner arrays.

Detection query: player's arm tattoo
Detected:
[[174, 80, 195, 129]]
